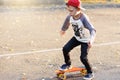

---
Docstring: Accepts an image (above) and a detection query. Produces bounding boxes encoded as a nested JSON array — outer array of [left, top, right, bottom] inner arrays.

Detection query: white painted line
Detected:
[[0, 41, 120, 58], [94, 41, 120, 46], [0, 48, 61, 57]]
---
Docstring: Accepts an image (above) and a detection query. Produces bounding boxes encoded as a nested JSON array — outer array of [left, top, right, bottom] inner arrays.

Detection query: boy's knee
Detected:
[[80, 56, 87, 62], [62, 46, 69, 53]]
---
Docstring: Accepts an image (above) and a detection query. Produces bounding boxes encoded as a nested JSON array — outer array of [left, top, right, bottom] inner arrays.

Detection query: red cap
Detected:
[[66, 0, 85, 10], [67, 0, 81, 8]]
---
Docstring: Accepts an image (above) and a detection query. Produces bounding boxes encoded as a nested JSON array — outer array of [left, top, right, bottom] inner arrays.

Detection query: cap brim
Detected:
[[80, 7, 86, 11]]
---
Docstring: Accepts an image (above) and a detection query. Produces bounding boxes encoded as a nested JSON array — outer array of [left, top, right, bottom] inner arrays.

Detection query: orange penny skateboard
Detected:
[[55, 67, 87, 80]]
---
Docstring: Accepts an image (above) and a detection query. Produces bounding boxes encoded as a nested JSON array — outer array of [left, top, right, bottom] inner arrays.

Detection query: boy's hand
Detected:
[[60, 30, 65, 36], [88, 42, 92, 48]]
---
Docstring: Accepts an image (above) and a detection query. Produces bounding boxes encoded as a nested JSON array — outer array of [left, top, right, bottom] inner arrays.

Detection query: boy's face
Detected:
[[67, 6, 79, 16]]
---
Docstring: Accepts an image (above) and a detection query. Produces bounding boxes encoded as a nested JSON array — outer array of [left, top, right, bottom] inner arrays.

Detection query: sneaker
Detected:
[[60, 64, 72, 71], [83, 73, 94, 80]]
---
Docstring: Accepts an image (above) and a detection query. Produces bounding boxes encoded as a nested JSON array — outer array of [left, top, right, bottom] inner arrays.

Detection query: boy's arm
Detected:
[[60, 15, 70, 36], [81, 14, 96, 46]]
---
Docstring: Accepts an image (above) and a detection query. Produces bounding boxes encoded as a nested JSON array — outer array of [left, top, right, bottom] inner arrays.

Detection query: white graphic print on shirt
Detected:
[[70, 17, 89, 43]]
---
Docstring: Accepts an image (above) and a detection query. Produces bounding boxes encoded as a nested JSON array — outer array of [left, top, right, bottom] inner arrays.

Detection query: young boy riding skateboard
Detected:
[[59, 0, 96, 79]]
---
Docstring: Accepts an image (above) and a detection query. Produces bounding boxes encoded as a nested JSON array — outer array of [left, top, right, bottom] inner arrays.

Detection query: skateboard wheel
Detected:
[[81, 69, 87, 76], [57, 73, 66, 80]]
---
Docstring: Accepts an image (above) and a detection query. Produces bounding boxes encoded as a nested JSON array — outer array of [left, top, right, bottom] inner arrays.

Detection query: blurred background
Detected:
[[0, 0, 120, 80], [0, 0, 120, 7]]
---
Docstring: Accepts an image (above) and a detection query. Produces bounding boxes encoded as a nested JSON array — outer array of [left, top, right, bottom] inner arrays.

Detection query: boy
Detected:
[[60, 0, 96, 79]]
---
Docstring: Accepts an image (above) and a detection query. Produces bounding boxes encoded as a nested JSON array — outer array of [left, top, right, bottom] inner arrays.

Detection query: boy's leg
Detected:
[[62, 37, 80, 66], [80, 43, 92, 73], [80, 43, 94, 79]]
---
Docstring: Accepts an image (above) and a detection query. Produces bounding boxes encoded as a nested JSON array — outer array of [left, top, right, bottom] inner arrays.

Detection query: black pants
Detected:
[[62, 37, 92, 73]]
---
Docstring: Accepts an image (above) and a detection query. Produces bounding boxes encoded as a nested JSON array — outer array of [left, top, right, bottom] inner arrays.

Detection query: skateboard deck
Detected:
[[55, 67, 87, 80]]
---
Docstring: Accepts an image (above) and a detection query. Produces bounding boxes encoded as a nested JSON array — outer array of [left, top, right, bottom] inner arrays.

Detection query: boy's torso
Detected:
[[70, 15, 90, 43]]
